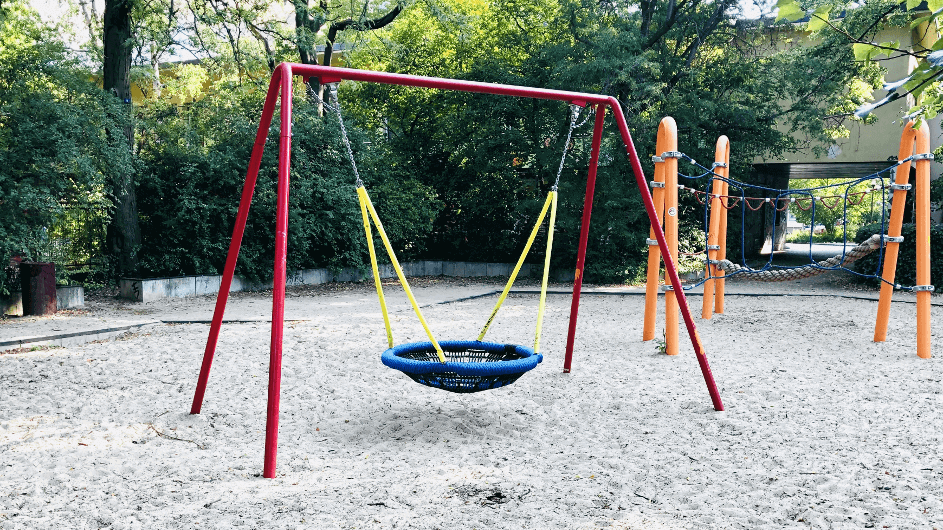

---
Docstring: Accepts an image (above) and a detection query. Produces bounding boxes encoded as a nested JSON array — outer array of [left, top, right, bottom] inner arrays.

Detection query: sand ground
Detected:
[[1, 273, 942, 529]]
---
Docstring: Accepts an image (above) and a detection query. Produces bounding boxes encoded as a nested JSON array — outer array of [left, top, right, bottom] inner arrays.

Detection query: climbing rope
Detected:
[[711, 234, 885, 282]]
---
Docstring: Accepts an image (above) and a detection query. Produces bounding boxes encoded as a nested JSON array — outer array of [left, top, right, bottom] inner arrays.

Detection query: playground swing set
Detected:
[[642, 117, 934, 360], [187, 63, 724, 479]]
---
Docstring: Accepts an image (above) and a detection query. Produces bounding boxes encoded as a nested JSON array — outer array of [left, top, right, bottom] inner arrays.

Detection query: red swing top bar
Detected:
[[293, 64, 598, 107], [190, 63, 723, 480]]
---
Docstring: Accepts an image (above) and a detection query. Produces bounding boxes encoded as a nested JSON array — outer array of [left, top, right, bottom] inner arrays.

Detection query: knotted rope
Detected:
[[712, 234, 884, 282]]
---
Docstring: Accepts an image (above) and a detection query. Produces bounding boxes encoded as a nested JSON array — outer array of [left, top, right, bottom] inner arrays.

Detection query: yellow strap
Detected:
[[477, 191, 554, 341], [358, 191, 394, 348], [533, 190, 557, 353], [357, 187, 445, 362]]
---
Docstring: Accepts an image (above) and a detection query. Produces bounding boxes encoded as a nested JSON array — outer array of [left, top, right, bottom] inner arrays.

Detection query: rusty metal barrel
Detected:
[[20, 262, 57, 316]]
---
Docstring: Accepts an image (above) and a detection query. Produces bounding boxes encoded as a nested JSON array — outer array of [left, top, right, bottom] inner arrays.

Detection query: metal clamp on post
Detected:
[[882, 235, 905, 244], [706, 244, 720, 250], [912, 153, 935, 161], [661, 151, 682, 159], [711, 162, 728, 169], [646, 238, 659, 247], [660, 284, 674, 292], [889, 183, 912, 191], [913, 285, 936, 292], [652, 155, 664, 163], [650, 181, 665, 188]]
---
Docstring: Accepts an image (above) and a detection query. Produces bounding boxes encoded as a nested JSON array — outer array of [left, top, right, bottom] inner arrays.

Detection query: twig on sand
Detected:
[[145, 423, 206, 450]]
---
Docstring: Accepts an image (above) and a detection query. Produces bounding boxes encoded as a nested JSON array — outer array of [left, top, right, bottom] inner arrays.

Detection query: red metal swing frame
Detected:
[[188, 63, 724, 479]]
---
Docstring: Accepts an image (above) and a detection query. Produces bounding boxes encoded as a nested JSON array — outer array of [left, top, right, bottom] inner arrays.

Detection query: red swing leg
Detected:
[[563, 106, 607, 373], [190, 69, 284, 415], [610, 103, 724, 412], [263, 64, 295, 479]]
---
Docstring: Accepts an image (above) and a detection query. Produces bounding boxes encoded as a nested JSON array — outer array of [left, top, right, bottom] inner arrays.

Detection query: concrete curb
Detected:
[[1, 286, 85, 317], [0, 321, 161, 352], [118, 261, 569, 303]]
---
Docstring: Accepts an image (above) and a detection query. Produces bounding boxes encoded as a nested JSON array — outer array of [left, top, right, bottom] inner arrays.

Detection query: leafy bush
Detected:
[[135, 80, 441, 283], [853, 222, 943, 288]]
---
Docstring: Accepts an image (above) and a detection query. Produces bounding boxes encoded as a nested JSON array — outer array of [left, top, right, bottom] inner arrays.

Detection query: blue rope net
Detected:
[[663, 153, 921, 292]]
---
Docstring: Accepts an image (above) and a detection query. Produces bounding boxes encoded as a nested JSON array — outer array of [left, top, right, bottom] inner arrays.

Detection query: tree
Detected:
[[0, 1, 132, 293], [340, 0, 880, 279], [789, 178, 879, 238], [103, 0, 142, 277]]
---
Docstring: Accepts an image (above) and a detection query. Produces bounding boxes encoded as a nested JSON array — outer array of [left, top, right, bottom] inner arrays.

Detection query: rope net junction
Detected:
[[660, 152, 929, 291]]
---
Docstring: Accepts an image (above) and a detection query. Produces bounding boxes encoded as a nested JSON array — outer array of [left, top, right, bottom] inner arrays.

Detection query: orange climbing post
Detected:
[[702, 136, 730, 319], [874, 121, 933, 359], [662, 134, 681, 355], [643, 118, 674, 342], [714, 160, 730, 315]]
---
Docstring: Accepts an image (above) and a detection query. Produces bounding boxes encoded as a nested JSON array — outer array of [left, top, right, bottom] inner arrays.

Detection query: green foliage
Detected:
[[777, 0, 943, 121], [0, 0, 888, 288], [134, 77, 441, 281], [931, 165, 943, 213], [854, 222, 943, 288], [340, 0, 874, 283], [788, 177, 885, 239], [785, 229, 844, 244], [0, 1, 131, 294]]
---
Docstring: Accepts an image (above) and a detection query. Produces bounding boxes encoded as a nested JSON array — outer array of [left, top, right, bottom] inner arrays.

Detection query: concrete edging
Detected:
[[119, 261, 569, 302], [1, 286, 85, 317], [0, 321, 160, 352]]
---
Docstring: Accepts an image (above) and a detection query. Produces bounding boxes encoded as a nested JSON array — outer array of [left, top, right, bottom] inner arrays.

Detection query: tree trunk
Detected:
[[103, 0, 142, 277], [151, 43, 162, 98]]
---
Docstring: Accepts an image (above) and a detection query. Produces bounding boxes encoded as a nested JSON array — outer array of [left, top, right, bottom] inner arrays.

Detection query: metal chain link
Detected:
[[552, 104, 586, 190], [326, 83, 363, 188]]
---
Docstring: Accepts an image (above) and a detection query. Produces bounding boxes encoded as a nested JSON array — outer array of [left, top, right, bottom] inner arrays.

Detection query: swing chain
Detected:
[[552, 104, 585, 191], [326, 83, 364, 188]]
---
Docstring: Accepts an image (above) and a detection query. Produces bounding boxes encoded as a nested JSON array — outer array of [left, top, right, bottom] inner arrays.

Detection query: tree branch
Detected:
[[323, 3, 403, 67], [818, 15, 925, 60]]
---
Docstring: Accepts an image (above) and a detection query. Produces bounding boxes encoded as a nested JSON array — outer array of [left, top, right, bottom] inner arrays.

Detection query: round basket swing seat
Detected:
[[381, 340, 543, 393]]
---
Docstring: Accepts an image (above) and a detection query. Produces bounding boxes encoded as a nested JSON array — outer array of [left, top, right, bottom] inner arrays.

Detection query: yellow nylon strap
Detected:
[[477, 191, 554, 342], [358, 190, 394, 348], [533, 190, 558, 353], [357, 187, 445, 362]]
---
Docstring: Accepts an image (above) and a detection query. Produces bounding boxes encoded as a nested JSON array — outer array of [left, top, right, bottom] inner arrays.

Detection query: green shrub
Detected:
[[854, 222, 943, 288], [0, 2, 131, 295], [135, 83, 442, 283]]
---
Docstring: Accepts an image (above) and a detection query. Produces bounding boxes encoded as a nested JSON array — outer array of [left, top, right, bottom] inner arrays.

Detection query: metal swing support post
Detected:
[[188, 63, 724, 480]]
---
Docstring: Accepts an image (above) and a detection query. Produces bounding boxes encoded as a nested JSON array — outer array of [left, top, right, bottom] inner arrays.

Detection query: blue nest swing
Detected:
[[381, 340, 543, 393]]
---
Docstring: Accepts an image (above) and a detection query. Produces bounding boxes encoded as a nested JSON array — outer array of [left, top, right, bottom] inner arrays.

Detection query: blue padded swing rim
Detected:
[[381, 340, 543, 376]]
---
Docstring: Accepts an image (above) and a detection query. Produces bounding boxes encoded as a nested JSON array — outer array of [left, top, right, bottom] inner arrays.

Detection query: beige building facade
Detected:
[[746, 18, 942, 254]]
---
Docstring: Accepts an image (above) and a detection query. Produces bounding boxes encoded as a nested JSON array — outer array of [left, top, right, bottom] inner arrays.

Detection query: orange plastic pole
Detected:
[[874, 122, 918, 344], [914, 125, 932, 359], [663, 138, 680, 356], [643, 118, 673, 341], [715, 173, 729, 315], [702, 136, 729, 319]]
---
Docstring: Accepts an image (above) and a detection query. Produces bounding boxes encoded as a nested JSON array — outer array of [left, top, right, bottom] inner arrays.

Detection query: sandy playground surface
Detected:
[[1, 273, 942, 529]]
